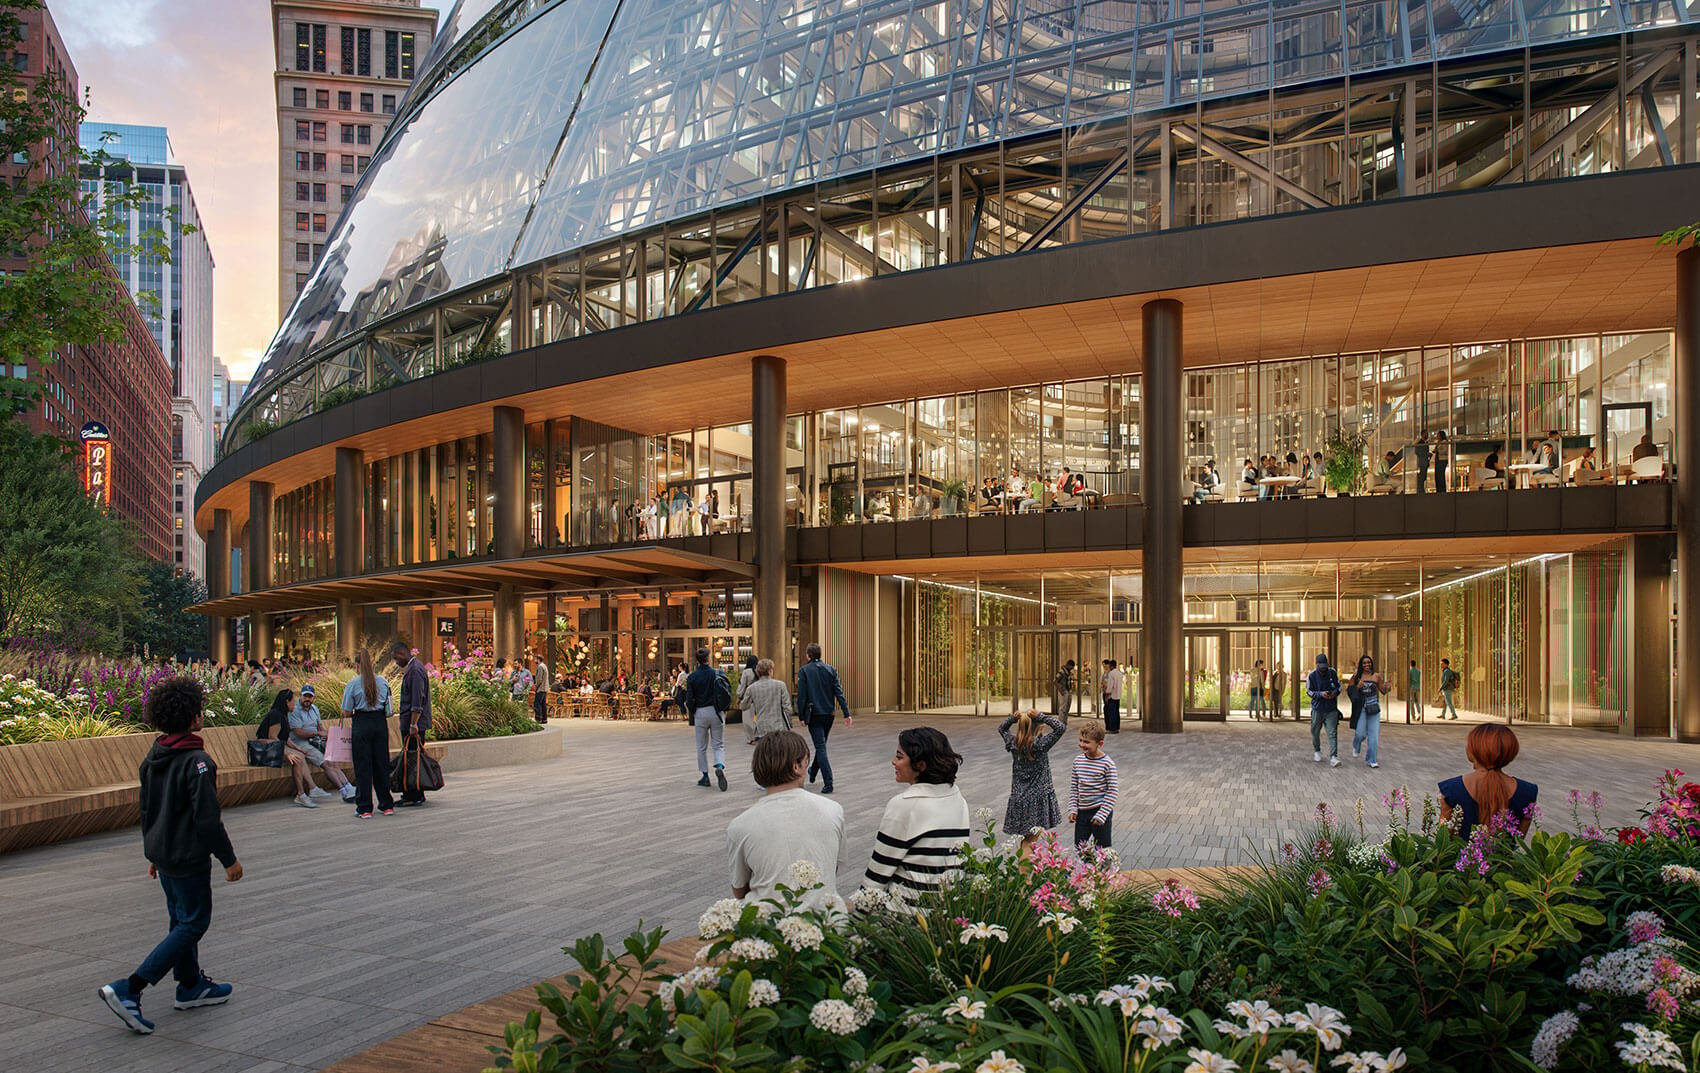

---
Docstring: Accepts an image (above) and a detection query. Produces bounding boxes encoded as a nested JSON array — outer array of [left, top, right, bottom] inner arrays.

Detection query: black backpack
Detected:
[[712, 670, 732, 713]]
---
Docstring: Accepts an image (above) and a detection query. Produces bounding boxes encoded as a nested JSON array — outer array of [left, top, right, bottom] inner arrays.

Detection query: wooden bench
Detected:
[[0, 718, 429, 855]]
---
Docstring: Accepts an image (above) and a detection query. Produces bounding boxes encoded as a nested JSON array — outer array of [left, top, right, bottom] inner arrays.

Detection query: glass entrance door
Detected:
[[1184, 630, 1228, 721]]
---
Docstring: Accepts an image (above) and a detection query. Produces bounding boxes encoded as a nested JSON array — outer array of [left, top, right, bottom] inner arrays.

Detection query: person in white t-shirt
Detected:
[[726, 731, 847, 913]]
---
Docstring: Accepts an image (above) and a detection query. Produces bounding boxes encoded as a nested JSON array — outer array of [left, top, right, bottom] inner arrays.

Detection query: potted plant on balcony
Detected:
[[940, 478, 967, 516], [1323, 427, 1370, 497]]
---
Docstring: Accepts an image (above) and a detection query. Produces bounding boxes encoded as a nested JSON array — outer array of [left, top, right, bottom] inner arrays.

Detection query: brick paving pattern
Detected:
[[1, 714, 1692, 1072]]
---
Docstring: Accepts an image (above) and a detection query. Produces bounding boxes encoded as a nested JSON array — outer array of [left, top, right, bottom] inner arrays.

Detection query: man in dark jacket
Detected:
[[686, 646, 730, 791], [100, 676, 242, 1035], [796, 642, 852, 794], [394, 642, 432, 805], [1307, 654, 1343, 768]]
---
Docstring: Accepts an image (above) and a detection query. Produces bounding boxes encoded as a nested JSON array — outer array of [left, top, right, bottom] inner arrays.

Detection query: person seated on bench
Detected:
[[257, 689, 319, 809], [285, 683, 355, 805]]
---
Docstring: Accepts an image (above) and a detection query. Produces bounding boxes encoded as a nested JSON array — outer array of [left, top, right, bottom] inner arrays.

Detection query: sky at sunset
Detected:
[[56, 1, 438, 382]]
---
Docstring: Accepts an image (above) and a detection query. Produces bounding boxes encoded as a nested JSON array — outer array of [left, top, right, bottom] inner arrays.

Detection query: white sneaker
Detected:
[[294, 792, 318, 808], [1329, 756, 1340, 768], [308, 786, 332, 798], [1313, 751, 1322, 762], [1369, 762, 1380, 769], [340, 785, 357, 800]]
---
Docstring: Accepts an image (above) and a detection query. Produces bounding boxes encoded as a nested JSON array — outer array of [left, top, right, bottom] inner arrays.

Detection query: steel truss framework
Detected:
[[232, 30, 1700, 440]]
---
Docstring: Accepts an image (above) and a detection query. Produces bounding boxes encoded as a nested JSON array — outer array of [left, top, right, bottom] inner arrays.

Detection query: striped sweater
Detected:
[[862, 782, 970, 902], [1069, 752, 1118, 818]]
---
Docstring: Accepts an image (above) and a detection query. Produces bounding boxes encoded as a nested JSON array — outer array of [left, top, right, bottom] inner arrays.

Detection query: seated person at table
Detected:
[[1483, 444, 1506, 480], [1373, 451, 1401, 489], [1631, 433, 1658, 461], [1191, 462, 1220, 504], [1539, 430, 1563, 474], [1240, 458, 1259, 498], [1576, 446, 1598, 474], [979, 478, 1001, 510]]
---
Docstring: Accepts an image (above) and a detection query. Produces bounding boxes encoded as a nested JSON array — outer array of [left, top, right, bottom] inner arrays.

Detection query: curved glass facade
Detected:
[[243, 0, 1689, 436]]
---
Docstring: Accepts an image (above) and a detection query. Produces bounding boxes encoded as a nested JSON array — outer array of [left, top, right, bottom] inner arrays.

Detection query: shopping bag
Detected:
[[323, 725, 353, 764], [390, 736, 445, 793]]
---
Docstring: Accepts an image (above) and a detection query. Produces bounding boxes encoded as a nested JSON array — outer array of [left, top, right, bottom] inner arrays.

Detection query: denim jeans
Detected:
[[693, 707, 724, 774], [1103, 698, 1121, 733], [136, 866, 212, 988], [1353, 708, 1381, 765], [807, 718, 834, 789], [1441, 688, 1459, 718], [1309, 707, 1340, 758], [1406, 694, 1422, 722], [1248, 687, 1265, 718]]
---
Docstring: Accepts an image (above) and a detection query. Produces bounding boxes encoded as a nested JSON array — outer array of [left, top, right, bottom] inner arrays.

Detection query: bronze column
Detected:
[[493, 405, 526, 559], [1141, 299, 1184, 733], [753, 356, 788, 663], [208, 508, 232, 664], [247, 481, 274, 660], [335, 446, 366, 660], [1676, 247, 1699, 742]]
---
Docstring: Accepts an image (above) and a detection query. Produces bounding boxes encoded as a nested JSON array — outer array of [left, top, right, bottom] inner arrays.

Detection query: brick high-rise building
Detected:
[[272, 0, 436, 318], [2, 2, 173, 562]]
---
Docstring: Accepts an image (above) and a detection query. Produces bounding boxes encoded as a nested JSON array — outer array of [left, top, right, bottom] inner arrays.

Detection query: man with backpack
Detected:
[[1307, 653, 1343, 768], [1438, 658, 1461, 720], [687, 647, 732, 791]]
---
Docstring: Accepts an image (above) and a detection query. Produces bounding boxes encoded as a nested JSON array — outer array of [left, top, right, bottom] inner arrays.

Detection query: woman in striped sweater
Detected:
[[862, 728, 970, 905]]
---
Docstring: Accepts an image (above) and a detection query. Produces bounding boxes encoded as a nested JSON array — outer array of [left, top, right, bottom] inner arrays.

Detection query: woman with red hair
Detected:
[[1438, 724, 1539, 837]]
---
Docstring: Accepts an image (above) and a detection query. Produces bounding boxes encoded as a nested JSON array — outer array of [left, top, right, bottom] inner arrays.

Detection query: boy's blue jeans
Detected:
[[135, 865, 212, 988]]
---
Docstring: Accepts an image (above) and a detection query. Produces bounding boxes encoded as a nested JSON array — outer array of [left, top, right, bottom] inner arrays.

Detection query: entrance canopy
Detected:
[[192, 545, 753, 617]]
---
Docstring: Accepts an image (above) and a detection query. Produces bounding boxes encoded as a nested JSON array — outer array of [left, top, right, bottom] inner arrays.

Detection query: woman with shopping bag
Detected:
[[339, 650, 395, 818]]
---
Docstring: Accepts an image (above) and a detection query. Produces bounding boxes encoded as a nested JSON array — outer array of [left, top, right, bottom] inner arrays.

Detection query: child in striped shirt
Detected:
[[1067, 720, 1118, 850]]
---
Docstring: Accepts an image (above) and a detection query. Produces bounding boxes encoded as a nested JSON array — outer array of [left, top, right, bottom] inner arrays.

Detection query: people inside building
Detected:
[[1414, 432, 1431, 493], [1432, 431, 1451, 492], [1631, 432, 1659, 461]]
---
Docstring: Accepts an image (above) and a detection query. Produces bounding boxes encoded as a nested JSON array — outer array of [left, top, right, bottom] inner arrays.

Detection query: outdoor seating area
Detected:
[[546, 691, 682, 721], [0, 718, 437, 854]]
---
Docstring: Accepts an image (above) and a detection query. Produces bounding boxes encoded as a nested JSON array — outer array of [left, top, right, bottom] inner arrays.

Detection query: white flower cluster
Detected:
[[698, 898, 746, 939], [1568, 936, 1696, 997], [848, 887, 898, 914], [726, 937, 779, 962], [973, 806, 998, 826], [1181, 1049, 1236, 1073], [657, 964, 722, 1011], [778, 915, 825, 951], [1660, 863, 1700, 888], [1265, 1051, 1314, 1073], [943, 995, 986, 1021], [1038, 912, 1080, 934], [1615, 1022, 1686, 1070], [789, 860, 823, 890], [810, 998, 862, 1035], [906, 1058, 961, 1073], [958, 922, 1009, 945], [1211, 999, 1285, 1040], [1344, 841, 1388, 870], [974, 1051, 1024, 1073], [747, 978, 781, 1007], [843, 966, 869, 998], [1530, 1010, 1580, 1070]]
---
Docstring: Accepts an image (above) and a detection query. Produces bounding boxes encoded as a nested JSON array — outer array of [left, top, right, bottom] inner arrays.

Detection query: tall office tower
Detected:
[[3, 4, 173, 562], [80, 123, 216, 578], [272, 0, 436, 317], [211, 358, 248, 454]]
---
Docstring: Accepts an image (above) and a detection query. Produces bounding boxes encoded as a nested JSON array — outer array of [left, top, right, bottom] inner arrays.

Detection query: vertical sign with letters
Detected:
[[80, 422, 112, 507]]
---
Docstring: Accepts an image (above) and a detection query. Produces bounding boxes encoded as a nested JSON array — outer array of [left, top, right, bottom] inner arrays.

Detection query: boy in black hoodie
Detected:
[[99, 676, 243, 1034]]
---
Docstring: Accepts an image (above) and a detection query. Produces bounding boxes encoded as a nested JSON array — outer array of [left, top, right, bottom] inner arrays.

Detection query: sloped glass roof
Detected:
[[251, 0, 1662, 392]]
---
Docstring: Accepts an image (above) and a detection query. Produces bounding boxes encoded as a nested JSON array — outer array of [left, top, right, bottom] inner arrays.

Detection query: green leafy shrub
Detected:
[[429, 673, 537, 740]]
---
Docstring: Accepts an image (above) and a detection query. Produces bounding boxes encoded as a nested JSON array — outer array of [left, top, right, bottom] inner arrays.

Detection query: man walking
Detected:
[[1307, 653, 1343, 767], [1406, 660, 1423, 723], [687, 647, 731, 790], [394, 642, 432, 806], [796, 642, 852, 794], [1248, 659, 1267, 720], [1055, 659, 1077, 718], [1438, 657, 1460, 719], [1100, 658, 1124, 734], [531, 654, 550, 723]]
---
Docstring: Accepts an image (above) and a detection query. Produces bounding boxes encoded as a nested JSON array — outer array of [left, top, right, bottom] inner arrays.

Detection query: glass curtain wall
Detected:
[[271, 477, 333, 585], [887, 545, 1636, 731]]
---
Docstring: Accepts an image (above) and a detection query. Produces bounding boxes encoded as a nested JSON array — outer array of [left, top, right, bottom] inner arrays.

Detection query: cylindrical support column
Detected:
[[1140, 299, 1184, 734], [247, 481, 274, 660], [493, 405, 526, 559], [208, 508, 232, 665], [1676, 247, 1700, 742], [753, 355, 788, 663], [335, 597, 358, 661], [493, 583, 523, 662], [335, 446, 366, 577]]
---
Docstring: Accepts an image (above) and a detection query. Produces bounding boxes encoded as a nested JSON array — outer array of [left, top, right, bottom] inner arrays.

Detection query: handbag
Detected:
[[247, 739, 284, 767], [390, 736, 445, 794]]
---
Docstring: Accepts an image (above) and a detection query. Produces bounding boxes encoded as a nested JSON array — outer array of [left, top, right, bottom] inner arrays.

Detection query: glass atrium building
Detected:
[[200, 0, 1700, 739]]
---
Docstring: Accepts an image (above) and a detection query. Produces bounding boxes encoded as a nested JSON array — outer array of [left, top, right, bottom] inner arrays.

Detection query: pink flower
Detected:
[[1307, 869, 1332, 897], [1647, 988, 1680, 1021], [1151, 879, 1199, 918]]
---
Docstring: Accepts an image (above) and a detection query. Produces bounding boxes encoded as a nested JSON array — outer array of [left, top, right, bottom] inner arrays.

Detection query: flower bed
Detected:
[[485, 778, 1700, 1073]]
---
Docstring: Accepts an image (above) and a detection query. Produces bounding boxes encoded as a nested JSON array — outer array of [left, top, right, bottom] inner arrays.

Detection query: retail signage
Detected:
[[80, 422, 112, 507], [436, 617, 457, 637]]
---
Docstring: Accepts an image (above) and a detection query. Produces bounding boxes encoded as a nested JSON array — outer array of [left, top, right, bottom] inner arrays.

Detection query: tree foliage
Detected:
[[0, 0, 186, 412], [0, 421, 140, 646], [121, 559, 208, 659]]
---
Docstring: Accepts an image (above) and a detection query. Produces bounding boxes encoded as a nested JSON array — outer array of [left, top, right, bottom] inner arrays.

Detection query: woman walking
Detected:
[[339, 650, 395, 818], [998, 710, 1066, 852], [1348, 655, 1389, 769]]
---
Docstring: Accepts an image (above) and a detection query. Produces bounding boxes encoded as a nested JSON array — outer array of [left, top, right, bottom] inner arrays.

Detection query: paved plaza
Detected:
[[2, 714, 1694, 1073]]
